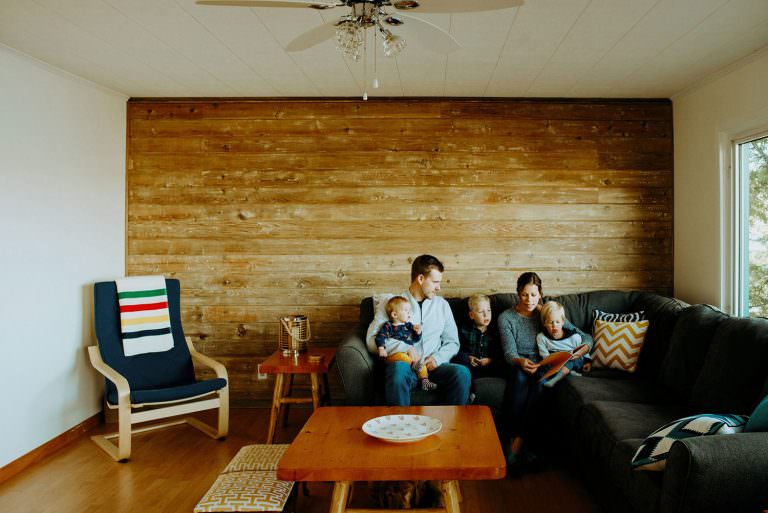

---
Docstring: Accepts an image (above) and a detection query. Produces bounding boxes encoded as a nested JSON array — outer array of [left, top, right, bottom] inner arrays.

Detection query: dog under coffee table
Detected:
[[276, 405, 506, 513]]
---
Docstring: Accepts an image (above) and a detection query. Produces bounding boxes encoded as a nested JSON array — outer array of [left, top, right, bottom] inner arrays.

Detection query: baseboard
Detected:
[[0, 412, 101, 485]]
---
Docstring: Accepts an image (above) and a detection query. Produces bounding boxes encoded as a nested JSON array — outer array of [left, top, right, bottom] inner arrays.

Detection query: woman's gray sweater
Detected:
[[498, 307, 593, 365], [498, 308, 542, 363]]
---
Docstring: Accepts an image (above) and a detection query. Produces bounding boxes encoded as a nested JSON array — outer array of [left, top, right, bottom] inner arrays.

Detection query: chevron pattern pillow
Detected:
[[591, 319, 650, 372], [631, 414, 749, 471]]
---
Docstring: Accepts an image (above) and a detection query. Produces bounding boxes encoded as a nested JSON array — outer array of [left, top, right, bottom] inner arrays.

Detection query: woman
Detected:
[[497, 272, 590, 467]]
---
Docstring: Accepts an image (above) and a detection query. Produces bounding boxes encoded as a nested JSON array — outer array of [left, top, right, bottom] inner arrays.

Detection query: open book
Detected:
[[538, 344, 589, 382]]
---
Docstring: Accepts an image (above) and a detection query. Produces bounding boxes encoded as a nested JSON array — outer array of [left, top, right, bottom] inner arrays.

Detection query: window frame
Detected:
[[725, 128, 768, 317]]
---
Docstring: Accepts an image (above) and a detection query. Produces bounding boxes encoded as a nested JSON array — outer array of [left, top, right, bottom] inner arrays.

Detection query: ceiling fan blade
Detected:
[[196, 0, 340, 8], [393, 0, 523, 14], [285, 20, 338, 51], [396, 12, 461, 54]]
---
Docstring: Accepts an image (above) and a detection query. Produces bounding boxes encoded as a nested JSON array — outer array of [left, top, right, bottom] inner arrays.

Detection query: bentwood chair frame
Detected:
[[88, 279, 229, 461]]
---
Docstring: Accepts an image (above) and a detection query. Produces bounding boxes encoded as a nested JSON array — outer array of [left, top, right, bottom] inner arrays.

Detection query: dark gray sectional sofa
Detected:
[[336, 290, 768, 513]]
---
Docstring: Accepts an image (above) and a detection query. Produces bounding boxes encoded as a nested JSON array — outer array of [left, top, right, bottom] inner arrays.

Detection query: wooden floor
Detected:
[[0, 408, 600, 513]]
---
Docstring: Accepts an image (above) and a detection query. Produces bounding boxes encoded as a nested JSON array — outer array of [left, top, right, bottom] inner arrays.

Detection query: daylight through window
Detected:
[[736, 134, 768, 318]]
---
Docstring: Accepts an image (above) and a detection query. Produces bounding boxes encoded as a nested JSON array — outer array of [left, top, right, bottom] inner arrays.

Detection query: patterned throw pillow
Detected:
[[222, 444, 289, 473], [194, 470, 294, 512], [631, 414, 749, 470], [591, 319, 649, 372], [593, 308, 646, 323]]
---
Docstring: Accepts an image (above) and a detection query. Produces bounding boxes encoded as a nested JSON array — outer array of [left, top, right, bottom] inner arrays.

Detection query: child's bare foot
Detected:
[[421, 378, 438, 391]]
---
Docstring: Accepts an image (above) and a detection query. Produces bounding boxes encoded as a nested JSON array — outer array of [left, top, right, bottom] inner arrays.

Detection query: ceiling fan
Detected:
[[196, 0, 524, 60]]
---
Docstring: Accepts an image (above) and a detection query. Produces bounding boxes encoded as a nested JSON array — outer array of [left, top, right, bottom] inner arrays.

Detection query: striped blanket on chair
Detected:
[[116, 275, 174, 357]]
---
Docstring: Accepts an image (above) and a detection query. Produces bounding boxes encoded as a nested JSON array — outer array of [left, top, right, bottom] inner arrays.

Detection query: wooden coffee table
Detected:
[[276, 405, 506, 513]]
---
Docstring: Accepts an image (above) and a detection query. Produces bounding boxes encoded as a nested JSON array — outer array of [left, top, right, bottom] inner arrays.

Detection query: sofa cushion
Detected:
[[631, 414, 749, 471], [631, 293, 688, 380], [608, 439, 664, 513], [549, 290, 643, 333], [659, 305, 728, 404], [555, 375, 663, 429], [579, 401, 688, 465], [689, 314, 768, 414], [358, 297, 375, 335]]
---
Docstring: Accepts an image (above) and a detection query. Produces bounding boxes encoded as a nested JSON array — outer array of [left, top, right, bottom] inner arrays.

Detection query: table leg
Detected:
[[310, 373, 321, 410], [281, 374, 294, 427], [329, 480, 351, 513], [441, 480, 461, 513], [322, 373, 331, 405], [266, 373, 284, 444]]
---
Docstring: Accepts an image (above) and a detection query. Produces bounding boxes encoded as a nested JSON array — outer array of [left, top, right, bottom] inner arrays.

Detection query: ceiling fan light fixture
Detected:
[[382, 31, 406, 58], [335, 20, 363, 60]]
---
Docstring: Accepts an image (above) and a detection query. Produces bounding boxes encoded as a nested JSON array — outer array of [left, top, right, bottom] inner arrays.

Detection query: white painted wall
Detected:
[[0, 45, 126, 467], [673, 48, 768, 307]]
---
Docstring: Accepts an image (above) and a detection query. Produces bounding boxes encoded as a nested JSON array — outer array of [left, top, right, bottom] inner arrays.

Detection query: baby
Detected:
[[375, 296, 437, 391], [537, 301, 591, 387]]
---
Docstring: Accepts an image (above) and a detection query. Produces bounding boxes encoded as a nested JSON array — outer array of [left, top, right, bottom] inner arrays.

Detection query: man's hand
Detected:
[[412, 324, 422, 335], [468, 355, 480, 367], [377, 346, 387, 358], [478, 357, 492, 367], [424, 356, 438, 371]]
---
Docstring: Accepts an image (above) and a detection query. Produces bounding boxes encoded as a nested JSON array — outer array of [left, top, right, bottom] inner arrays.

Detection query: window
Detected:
[[733, 133, 768, 318]]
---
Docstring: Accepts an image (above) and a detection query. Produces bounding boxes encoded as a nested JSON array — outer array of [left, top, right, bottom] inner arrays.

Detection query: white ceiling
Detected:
[[1, 0, 767, 99]]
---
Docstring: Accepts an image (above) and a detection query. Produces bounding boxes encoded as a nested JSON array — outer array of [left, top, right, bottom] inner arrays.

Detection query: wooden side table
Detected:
[[259, 346, 337, 444]]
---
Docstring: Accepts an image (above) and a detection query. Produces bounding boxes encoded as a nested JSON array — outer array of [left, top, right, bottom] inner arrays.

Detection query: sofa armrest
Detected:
[[336, 327, 376, 405], [661, 432, 768, 513]]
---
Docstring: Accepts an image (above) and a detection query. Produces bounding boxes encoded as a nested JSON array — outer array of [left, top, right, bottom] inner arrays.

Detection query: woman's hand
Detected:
[[513, 358, 539, 375], [572, 345, 589, 359]]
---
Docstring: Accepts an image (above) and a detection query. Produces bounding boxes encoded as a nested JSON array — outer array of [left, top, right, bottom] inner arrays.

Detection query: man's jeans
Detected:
[[384, 361, 471, 406]]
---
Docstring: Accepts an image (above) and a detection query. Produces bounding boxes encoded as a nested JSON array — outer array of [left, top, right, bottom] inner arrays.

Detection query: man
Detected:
[[366, 254, 471, 406]]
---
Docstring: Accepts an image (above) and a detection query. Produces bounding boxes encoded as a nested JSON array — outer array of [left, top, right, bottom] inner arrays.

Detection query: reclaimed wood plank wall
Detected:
[[126, 98, 673, 404]]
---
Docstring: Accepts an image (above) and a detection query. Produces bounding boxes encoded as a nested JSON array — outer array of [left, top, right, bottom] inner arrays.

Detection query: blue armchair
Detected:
[[88, 279, 229, 461]]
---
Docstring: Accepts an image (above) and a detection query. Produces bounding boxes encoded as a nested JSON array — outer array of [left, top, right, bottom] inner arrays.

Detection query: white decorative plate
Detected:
[[362, 415, 442, 443]]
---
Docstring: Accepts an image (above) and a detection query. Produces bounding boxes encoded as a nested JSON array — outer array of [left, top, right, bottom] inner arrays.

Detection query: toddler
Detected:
[[455, 294, 505, 403], [455, 294, 503, 375], [375, 296, 437, 391], [536, 301, 591, 387]]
